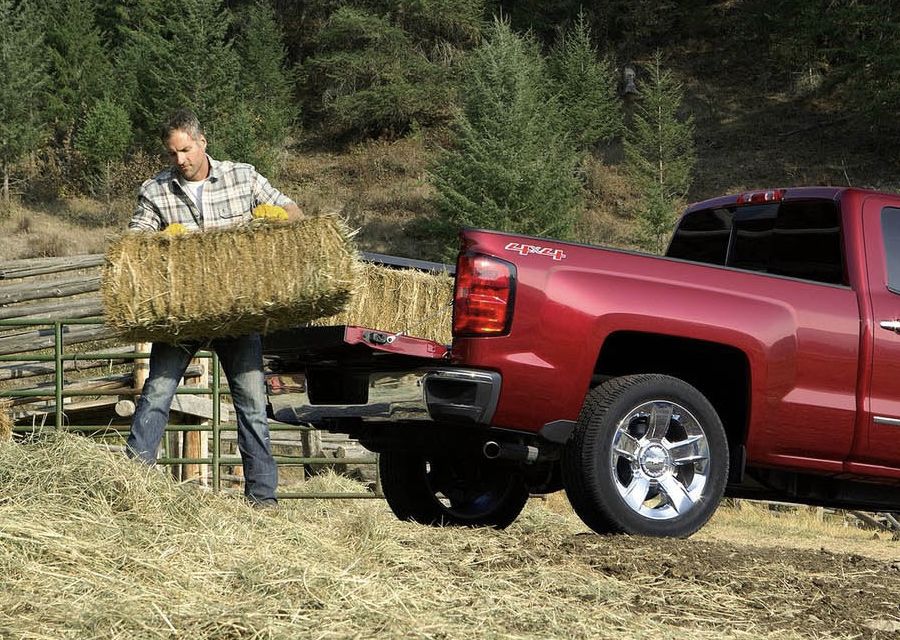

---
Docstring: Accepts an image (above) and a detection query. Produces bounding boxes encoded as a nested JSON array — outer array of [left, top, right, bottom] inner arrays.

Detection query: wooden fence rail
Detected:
[[0, 254, 104, 279], [0, 275, 101, 305], [0, 345, 133, 382], [0, 296, 102, 321], [0, 254, 108, 355]]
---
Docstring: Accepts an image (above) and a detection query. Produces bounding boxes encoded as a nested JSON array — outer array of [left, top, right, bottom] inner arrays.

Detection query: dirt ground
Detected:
[[559, 533, 900, 638], [272, 384, 900, 638]]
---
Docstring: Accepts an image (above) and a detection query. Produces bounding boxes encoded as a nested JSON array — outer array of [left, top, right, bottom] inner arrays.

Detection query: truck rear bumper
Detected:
[[422, 368, 501, 424], [267, 366, 502, 427]]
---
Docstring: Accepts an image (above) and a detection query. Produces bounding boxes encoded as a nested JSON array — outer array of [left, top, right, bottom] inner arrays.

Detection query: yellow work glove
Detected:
[[162, 223, 188, 236], [252, 204, 289, 221]]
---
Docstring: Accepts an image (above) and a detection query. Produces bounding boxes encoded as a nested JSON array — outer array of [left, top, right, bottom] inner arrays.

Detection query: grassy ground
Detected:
[[1, 433, 898, 640], [0, 200, 122, 261]]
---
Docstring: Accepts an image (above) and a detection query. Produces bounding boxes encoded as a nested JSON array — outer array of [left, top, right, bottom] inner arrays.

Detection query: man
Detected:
[[126, 108, 301, 508]]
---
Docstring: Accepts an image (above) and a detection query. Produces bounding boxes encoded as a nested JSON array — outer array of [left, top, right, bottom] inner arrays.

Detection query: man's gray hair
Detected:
[[160, 108, 205, 142]]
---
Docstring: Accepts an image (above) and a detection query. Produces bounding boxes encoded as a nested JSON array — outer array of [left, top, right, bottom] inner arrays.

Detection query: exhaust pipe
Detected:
[[483, 440, 540, 463]]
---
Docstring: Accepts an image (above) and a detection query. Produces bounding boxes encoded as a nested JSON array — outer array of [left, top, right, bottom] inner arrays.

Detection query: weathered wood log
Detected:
[[0, 324, 118, 356], [850, 510, 891, 531], [114, 399, 135, 416], [0, 296, 103, 320], [11, 364, 203, 407], [9, 374, 134, 406], [0, 254, 104, 280], [0, 275, 101, 305], [113, 394, 230, 421], [883, 512, 900, 531], [0, 345, 133, 381]]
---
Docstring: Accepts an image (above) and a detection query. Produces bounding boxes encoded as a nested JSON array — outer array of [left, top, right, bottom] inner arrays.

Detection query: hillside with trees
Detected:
[[2, 0, 900, 261]]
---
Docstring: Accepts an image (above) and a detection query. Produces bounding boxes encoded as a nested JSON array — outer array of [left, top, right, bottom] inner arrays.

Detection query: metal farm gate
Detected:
[[0, 254, 381, 500]]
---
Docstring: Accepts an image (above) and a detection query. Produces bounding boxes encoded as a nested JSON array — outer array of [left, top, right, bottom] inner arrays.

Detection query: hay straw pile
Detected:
[[312, 263, 453, 344], [102, 216, 359, 342], [2, 433, 895, 639]]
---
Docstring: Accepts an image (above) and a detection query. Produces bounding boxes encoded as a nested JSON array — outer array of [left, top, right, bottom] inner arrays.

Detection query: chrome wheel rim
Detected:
[[609, 400, 710, 520]]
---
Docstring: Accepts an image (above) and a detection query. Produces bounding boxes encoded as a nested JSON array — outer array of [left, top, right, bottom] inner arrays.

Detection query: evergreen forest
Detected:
[[2, 0, 900, 259]]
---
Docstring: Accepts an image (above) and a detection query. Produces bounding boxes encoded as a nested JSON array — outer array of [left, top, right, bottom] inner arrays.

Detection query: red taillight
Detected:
[[736, 189, 785, 205], [453, 254, 515, 336]]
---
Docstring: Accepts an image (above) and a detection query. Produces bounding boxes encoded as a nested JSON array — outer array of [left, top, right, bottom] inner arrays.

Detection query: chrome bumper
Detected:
[[268, 367, 501, 426]]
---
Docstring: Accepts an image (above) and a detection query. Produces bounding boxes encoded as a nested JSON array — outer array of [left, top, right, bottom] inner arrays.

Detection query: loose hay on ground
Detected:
[[2, 434, 899, 639], [101, 216, 359, 342], [311, 263, 453, 344]]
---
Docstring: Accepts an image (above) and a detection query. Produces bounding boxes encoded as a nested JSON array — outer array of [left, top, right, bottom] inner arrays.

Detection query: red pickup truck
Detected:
[[264, 186, 900, 537]]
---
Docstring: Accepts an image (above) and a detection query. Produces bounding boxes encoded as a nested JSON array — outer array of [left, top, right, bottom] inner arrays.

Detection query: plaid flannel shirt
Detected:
[[129, 156, 295, 232]]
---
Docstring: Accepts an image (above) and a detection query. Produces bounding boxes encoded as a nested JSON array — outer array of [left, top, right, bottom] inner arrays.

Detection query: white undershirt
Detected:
[[182, 179, 207, 218]]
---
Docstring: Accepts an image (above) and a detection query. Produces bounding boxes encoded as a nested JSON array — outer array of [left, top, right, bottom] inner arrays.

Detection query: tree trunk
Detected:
[[2, 162, 9, 211]]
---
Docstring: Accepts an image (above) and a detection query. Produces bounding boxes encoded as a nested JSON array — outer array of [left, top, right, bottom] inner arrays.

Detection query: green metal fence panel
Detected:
[[0, 318, 382, 500]]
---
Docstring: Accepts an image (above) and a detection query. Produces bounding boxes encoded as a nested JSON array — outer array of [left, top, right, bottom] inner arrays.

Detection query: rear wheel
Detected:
[[563, 374, 729, 538], [379, 450, 529, 528]]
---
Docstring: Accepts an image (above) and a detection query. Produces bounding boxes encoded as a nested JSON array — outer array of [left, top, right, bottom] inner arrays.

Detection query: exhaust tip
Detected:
[[483, 441, 502, 459]]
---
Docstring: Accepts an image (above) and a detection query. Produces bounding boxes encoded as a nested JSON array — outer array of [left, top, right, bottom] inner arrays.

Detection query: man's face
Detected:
[[166, 129, 208, 181]]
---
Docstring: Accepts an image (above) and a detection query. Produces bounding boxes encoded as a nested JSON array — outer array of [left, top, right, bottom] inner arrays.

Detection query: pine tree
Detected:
[[431, 18, 582, 249], [211, 101, 259, 171], [393, 0, 485, 48], [118, 0, 241, 146], [230, 0, 298, 175], [0, 0, 50, 208], [301, 5, 454, 138], [76, 99, 132, 204], [624, 51, 695, 253], [41, 0, 115, 141], [549, 10, 622, 150]]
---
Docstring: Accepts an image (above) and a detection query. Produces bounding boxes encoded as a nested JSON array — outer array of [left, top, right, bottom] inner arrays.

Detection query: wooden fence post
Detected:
[[181, 355, 209, 486]]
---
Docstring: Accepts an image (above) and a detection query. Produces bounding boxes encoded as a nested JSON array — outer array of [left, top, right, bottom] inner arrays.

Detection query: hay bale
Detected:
[[0, 400, 11, 441], [311, 263, 453, 344], [102, 216, 359, 342]]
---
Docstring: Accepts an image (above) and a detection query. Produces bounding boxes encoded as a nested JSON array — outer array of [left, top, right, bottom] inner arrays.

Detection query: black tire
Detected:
[[378, 450, 529, 529], [562, 374, 729, 538]]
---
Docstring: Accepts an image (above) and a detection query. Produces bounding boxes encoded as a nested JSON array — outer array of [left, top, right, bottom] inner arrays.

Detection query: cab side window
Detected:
[[669, 200, 845, 285], [881, 208, 900, 293]]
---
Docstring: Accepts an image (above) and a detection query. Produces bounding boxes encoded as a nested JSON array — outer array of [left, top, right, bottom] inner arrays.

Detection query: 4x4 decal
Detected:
[[504, 242, 567, 261]]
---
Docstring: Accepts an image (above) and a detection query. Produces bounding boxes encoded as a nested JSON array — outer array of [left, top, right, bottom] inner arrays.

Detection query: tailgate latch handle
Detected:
[[363, 331, 396, 345]]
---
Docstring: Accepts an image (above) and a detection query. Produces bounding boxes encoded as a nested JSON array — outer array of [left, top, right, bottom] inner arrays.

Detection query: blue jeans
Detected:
[[126, 334, 278, 504]]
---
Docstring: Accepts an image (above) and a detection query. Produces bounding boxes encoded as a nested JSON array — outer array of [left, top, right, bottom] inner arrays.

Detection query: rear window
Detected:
[[667, 200, 845, 285]]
